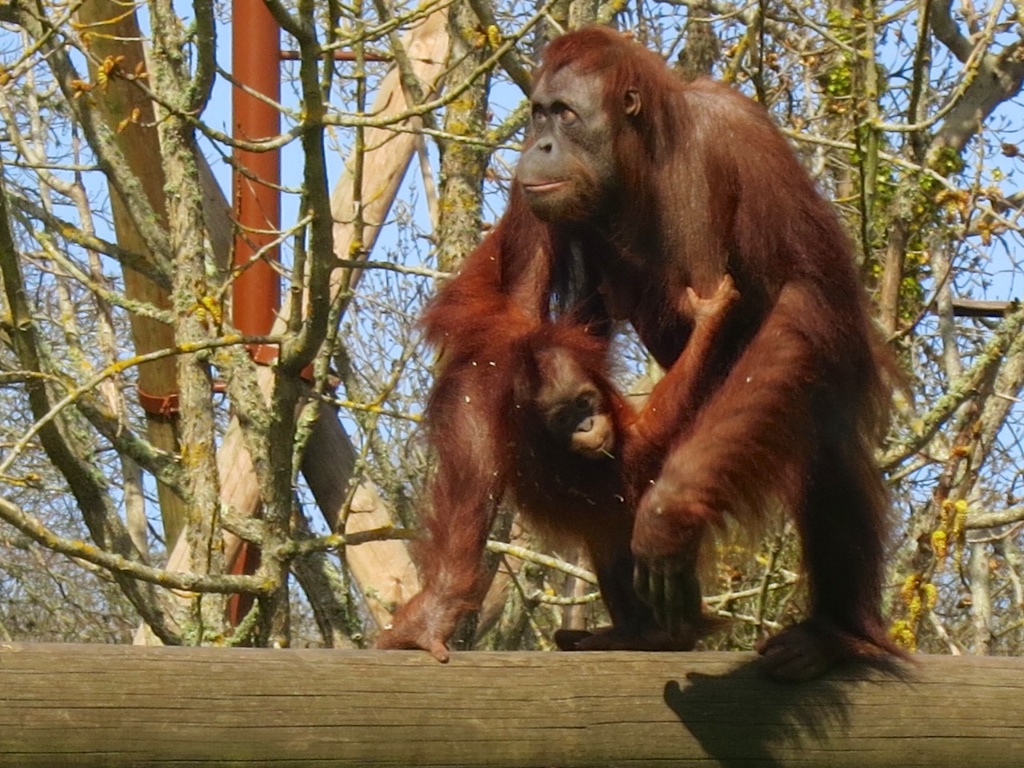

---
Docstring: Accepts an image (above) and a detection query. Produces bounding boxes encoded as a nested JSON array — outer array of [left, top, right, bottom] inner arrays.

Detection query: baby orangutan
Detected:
[[533, 275, 740, 464], [511, 275, 739, 649]]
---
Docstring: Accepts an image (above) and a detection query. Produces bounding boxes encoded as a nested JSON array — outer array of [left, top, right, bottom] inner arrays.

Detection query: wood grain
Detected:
[[1, 644, 1022, 766]]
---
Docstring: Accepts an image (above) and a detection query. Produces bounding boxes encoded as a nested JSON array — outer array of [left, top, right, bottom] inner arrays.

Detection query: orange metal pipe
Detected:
[[226, 541, 261, 630], [228, 0, 280, 629], [232, 0, 281, 335]]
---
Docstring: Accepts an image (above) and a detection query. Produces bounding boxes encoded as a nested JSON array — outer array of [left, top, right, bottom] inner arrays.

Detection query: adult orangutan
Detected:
[[378, 26, 898, 680]]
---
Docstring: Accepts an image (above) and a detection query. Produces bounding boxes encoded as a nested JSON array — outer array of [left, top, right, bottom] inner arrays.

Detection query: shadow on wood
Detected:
[[661, 656, 905, 767], [0, 643, 1021, 767]]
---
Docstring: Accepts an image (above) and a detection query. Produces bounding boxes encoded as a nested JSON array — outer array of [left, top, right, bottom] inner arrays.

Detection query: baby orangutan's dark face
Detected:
[[533, 346, 615, 460]]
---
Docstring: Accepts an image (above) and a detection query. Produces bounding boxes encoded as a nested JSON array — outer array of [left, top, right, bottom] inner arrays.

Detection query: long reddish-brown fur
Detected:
[[375, 202, 558, 659], [379, 26, 898, 676]]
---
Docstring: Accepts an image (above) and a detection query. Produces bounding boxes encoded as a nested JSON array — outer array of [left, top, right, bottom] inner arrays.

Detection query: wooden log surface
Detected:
[[1, 643, 1021, 767]]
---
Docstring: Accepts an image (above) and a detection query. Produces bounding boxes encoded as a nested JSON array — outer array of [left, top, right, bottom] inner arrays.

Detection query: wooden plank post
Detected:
[[1, 644, 1022, 767], [75, 0, 188, 545]]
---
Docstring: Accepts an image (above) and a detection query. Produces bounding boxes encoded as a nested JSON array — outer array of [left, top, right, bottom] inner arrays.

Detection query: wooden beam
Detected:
[[951, 297, 1018, 318], [76, 0, 187, 545], [1, 644, 1021, 767], [322, 6, 450, 628]]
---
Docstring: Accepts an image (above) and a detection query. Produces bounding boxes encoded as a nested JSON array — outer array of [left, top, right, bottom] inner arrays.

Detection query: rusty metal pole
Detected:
[[232, 0, 281, 336], [230, 0, 281, 627]]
